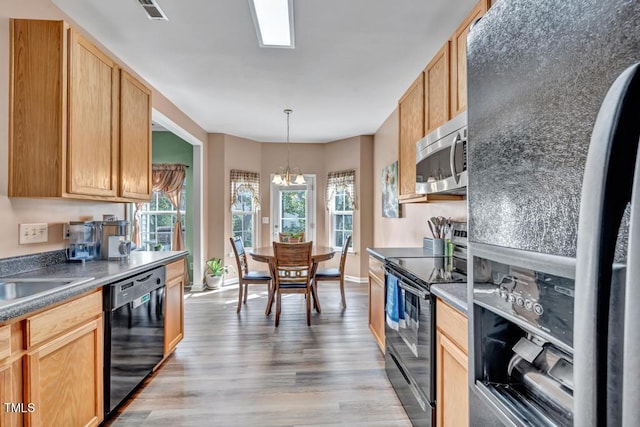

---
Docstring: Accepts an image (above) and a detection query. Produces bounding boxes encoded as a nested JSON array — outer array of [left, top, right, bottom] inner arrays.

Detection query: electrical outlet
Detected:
[[19, 223, 48, 244], [63, 223, 70, 240]]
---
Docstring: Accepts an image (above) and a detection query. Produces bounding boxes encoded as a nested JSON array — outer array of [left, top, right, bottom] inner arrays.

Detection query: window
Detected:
[[326, 169, 356, 251], [232, 187, 255, 248], [230, 170, 260, 249], [138, 183, 186, 250], [332, 188, 353, 250]]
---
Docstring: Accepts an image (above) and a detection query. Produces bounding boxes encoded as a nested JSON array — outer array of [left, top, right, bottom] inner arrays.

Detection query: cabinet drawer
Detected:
[[26, 291, 102, 348], [436, 298, 468, 353], [368, 257, 385, 283], [166, 259, 185, 282], [0, 324, 10, 361]]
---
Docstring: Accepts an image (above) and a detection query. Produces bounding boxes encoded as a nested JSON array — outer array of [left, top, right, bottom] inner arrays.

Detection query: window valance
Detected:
[[326, 169, 356, 211], [230, 169, 261, 211]]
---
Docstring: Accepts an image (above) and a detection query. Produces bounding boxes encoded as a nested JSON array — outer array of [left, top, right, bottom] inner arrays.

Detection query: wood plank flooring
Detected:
[[105, 280, 411, 426]]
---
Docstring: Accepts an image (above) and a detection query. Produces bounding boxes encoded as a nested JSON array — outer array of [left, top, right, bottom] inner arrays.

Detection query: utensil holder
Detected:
[[432, 238, 445, 256]]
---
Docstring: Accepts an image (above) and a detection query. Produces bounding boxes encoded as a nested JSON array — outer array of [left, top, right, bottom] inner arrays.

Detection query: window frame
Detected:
[[137, 183, 187, 251], [330, 188, 354, 252], [231, 185, 257, 250]]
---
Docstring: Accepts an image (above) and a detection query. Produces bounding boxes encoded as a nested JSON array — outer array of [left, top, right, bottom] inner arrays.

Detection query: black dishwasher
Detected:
[[103, 266, 166, 416]]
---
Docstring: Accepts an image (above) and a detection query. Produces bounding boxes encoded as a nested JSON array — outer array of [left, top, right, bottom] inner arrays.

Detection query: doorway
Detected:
[[270, 175, 316, 243]]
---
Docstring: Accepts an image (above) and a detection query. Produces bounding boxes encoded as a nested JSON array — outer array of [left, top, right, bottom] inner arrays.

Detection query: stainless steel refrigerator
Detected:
[[465, 0, 640, 425]]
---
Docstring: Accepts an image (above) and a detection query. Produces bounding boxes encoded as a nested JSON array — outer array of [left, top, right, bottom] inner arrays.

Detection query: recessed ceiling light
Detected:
[[248, 0, 295, 48]]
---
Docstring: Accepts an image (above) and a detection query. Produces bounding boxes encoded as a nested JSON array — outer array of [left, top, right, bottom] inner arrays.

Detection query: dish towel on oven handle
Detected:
[[385, 273, 405, 331]]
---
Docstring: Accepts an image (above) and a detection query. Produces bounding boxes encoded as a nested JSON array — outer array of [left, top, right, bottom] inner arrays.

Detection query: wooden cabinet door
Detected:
[[26, 317, 103, 427], [450, 0, 490, 117], [368, 257, 385, 352], [165, 274, 185, 356], [0, 358, 25, 427], [120, 70, 152, 200], [425, 41, 451, 134], [436, 330, 469, 427], [67, 29, 119, 197], [436, 299, 469, 427], [398, 74, 424, 197]]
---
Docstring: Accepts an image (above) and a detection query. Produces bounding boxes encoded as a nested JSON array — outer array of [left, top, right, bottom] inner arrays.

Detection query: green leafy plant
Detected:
[[205, 258, 230, 277]]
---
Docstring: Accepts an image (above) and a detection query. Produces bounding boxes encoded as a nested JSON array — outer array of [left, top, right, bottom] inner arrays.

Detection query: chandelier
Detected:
[[272, 109, 306, 186]]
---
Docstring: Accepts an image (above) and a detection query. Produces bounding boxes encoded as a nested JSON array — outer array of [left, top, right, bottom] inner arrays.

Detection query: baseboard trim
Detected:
[[345, 275, 367, 284]]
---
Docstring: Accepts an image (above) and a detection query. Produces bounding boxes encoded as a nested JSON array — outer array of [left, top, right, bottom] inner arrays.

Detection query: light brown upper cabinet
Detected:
[[398, 74, 424, 200], [67, 29, 120, 198], [424, 41, 451, 134], [450, 0, 491, 118], [9, 19, 152, 202], [120, 70, 152, 200]]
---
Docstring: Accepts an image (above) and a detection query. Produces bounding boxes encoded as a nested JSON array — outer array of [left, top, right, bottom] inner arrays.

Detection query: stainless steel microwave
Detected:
[[415, 112, 467, 195]]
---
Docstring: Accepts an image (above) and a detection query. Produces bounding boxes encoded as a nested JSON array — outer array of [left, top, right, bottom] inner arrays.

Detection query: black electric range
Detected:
[[384, 255, 467, 289], [383, 253, 467, 427]]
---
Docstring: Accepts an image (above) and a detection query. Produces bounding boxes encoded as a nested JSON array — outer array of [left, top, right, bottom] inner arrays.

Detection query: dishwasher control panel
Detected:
[[108, 266, 166, 309]]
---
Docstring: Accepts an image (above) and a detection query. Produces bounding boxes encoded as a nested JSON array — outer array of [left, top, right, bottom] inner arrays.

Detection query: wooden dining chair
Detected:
[[229, 236, 273, 314], [272, 241, 313, 327], [314, 235, 351, 309]]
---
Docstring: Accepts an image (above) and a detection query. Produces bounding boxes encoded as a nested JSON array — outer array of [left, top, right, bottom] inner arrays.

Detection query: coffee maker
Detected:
[[67, 221, 99, 261], [100, 220, 131, 260]]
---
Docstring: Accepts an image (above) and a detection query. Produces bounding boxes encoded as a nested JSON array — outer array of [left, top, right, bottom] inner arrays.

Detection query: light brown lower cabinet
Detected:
[[436, 298, 469, 427], [164, 259, 186, 357], [0, 326, 24, 427], [27, 316, 103, 427], [368, 256, 385, 352], [0, 290, 103, 427]]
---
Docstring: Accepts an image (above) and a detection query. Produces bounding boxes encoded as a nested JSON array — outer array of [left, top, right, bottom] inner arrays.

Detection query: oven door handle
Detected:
[[397, 280, 428, 299]]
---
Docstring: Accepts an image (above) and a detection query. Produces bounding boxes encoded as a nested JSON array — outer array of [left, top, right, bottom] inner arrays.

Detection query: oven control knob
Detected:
[[157, 278, 162, 285], [508, 293, 516, 304], [533, 303, 544, 315], [525, 300, 533, 311], [516, 296, 525, 307], [499, 289, 507, 300]]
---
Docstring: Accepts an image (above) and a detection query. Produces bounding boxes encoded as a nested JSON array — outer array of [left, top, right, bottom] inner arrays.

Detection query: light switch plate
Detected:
[[19, 223, 48, 244], [262, 217, 269, 224]]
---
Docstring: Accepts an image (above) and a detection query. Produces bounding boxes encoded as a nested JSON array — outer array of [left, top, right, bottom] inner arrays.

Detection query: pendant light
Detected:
[[272, 109, 306, 186]]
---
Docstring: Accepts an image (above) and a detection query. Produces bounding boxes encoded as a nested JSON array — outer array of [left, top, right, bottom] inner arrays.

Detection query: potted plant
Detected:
[[288, 232, 302, 243], [204, 257, 230, 290]]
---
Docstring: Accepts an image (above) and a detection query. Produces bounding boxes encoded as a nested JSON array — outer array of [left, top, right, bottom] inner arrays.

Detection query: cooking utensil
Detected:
[[430, 217, 440, 238], [428, 221, 436, 239]]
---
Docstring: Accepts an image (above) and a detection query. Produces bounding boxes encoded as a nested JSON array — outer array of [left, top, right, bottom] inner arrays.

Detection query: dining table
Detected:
[[249, 245, 336, 315]]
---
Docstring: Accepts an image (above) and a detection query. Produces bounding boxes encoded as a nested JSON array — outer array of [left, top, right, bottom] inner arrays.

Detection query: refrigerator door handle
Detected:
[[623, 125, 640, 426], [449, 132, 461, 184], [575, 62, 640, 427]]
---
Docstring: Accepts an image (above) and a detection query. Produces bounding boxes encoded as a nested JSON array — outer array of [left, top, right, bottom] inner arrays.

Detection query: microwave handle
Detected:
[[450, 132, 461, 184]]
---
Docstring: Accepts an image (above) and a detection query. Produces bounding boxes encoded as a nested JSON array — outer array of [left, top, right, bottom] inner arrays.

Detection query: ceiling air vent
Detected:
[[137, 0, 168, 21]]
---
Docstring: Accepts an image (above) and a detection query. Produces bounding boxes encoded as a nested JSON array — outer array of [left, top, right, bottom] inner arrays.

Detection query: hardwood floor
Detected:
[[105, 280, 411, 426]]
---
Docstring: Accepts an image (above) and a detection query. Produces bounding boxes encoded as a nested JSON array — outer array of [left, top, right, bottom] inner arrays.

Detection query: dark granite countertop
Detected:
[[431, 282, 468, 314], [366, 247, 434, 261], [0, 251, 187, 323]]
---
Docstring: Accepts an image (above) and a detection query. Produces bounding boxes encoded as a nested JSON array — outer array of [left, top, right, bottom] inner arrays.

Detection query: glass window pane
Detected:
[[243, 214, 253, 232], [336, 233, 343, 248], [336, 214, 344, 230], [345, 214, 353, 230]]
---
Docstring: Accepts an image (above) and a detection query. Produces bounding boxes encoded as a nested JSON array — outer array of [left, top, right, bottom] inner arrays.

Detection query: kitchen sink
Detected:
[[0, 277, 94, 306]]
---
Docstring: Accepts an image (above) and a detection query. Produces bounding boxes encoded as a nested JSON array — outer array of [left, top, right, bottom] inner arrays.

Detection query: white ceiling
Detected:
[[52, 0, 477, 142]]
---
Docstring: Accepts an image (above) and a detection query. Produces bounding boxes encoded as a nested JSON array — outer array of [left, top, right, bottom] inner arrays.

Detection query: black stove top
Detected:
[[385, 256, 467, 286]]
